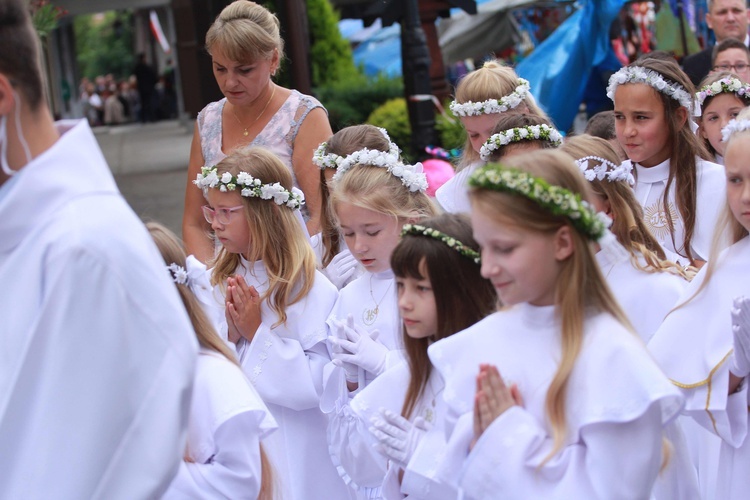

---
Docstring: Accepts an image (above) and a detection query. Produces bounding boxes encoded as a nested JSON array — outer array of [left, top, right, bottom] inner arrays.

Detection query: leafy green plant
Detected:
[[435, 101, 466, 151], [317, 73, 404, 131], [74, 11, 135, 80], [307, 0, 358, 86], [366, 97, 412, 159], [29, 0, 66, 39]]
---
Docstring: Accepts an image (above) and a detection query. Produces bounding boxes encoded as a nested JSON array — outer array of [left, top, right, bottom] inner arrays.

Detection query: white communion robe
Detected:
[[434, 161, 482, 214], [163, 348, 277, 499], [0, 120, 198, 498], [211, 257, 352, 500], [322, 270, 404, 498], [596, 250, 688, 343], [649, 236, 750, 500], [427, 304, 684, 499], [629, 157, 726, 262]]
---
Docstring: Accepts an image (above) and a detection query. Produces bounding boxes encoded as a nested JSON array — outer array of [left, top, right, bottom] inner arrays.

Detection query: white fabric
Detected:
[[428, 304, 684, 499], [649, 236, 750, 500], [163, 349, 277, 499], [0, 120, 198, 499], [311, 232, 363, 290], [629, 157, 726, 261], [434, 161, 481, 214], [596, 250, 687, 343], [207, 257, 352, 500]]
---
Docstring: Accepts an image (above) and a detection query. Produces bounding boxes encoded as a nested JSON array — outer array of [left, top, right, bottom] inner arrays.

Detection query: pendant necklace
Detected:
[[231, 83, 276, 137], [362, 274, 393, 326]]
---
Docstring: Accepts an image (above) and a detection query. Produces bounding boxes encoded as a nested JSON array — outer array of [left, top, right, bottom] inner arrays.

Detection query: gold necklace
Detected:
[[231, 84, 276, 137], [363, 274, 393, 326]]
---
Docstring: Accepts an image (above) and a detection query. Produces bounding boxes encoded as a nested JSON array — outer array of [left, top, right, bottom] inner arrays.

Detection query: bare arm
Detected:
[[292, 106, 333, 236], [183, 123, 214, 263]]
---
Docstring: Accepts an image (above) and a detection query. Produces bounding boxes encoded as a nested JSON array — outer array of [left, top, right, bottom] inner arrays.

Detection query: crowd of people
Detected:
[[3, 0, 750, 498]]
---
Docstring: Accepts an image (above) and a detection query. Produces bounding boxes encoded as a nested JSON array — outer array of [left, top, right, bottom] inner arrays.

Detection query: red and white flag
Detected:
[[149, 10, 171, 54]]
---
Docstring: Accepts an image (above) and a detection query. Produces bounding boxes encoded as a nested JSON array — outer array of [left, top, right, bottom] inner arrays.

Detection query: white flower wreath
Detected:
[[607, 66, 693, 113], [312, 127, 400, 170], [330, 147, 428, 193], [449, 78, 531, 117], [694, 76, 750, 116], [167, 263, 189, 285], [721, 118, 750, 142], [194, 166, 305, 209], [479, 124, 563, 161], [576, 156, 635, 185]]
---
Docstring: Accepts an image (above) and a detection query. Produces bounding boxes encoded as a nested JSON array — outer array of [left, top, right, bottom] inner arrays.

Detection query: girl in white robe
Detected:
[[342, 214, 497, 500], [196, 147, 351, 500], [147, 222, 277, 499], [312, 125, 401, 289], [322, 143, 437, 498], [428, 151, 684, 499], [560, 135, 693, 343], [609, 59, 726, 266], [648, 111, 750, 500], [435, 59, 550, 214]]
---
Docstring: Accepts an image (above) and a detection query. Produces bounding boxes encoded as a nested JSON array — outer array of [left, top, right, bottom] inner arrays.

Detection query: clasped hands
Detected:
[[225, 275, 262, 344], [328, 314, 389, 381], [472, 364, 524, 447]]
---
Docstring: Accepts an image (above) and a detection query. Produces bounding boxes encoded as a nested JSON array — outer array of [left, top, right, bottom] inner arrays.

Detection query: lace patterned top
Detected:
[[197, 90, 326, 218]]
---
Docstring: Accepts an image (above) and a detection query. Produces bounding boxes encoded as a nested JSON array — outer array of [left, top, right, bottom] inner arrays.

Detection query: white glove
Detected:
[[329, 316, 359, 383], [324, 249, 361, 289], [729, 296, 750, 377], [328, 314, 389, 376], [369, 408, 430, 469]]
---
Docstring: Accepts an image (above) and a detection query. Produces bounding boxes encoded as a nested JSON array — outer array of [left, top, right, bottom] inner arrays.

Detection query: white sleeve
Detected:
[[163, 412, 264, 500], [683, 365, 750, 447], [324, 367, 388, 495], [239, 325, 329, 410], [459, 404, 663, 500]]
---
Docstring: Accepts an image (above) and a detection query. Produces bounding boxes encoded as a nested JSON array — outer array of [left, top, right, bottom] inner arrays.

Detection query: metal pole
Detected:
[[401, 0, 436, 161]]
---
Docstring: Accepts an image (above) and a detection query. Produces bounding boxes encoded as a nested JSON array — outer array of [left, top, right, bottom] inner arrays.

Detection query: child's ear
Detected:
[[553, 226, 575, 261], [675, 106, 688, 128], [405, 211, 421, 224]]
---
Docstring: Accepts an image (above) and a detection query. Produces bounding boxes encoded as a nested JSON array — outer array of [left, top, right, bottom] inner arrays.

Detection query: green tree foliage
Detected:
[[366, 98, 413, 159], [74, 11, 135, 80], [306, 0, 358, 86]]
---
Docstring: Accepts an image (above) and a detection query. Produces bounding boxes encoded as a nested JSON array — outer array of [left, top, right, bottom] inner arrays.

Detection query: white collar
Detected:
[[633, 158, 671, 184]]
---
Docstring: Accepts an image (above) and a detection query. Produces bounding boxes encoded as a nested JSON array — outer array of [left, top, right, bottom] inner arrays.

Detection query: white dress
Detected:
[[434, 161, 482, 214], [596, 250, 687, 343], [322, 270, 404, 498], [0, 120, 198, 499], [210, 257, 351, 500], [629, 157, 726, 261], [163, 348, 277, 499], [649, 236, 750, 500], [427, 304, 684, 499]]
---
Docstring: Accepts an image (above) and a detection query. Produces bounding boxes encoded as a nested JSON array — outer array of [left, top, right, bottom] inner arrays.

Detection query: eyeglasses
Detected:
[[713, 63, 750, 72], [202, 205, 244, 224]]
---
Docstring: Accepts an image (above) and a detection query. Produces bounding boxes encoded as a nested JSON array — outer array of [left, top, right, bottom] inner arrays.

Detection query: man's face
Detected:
[[707, 0, 750, 42]]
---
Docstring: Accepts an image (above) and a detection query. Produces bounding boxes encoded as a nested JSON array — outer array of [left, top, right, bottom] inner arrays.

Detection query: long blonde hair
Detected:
[[469, 150, 633, 463], [329, 164, 438, 227], [560, 135, 694, 280], [205, 0, 284, 63], [146, 221, 275, 500], [454, 60, 549, 168], [318, 125, 395, 267], [210, 147, 316, 328]]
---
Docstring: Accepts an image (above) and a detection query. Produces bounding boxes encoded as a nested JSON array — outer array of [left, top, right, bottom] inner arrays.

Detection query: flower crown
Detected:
[[331, 148, 428, 193], [401, 223, 481, 264], [607, 66, 693, 113], [468, 163, 611, 241], [449, 78, 530, 117], [721, 118, 750, 142], [695, 77, 750, 115], [167, 263, 189, 285], [194, 166, 305, 209], [479, 125, 563, 161], [312, 127, 399, 170], [576, 156, 635, 185]]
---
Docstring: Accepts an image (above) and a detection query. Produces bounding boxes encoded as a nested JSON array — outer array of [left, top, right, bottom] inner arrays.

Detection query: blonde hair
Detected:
[[560, 135, 694, 280], [318, 125, 395, 267], [205, 0, 284, 64], [210, 147, 316, 328], [618, 58, 711, 265], [696, 71, 750, 161], [146, 221, 276, 500], [469, 150, 633, 464], [329, 164, 438, 226], [454, 60, 549, 168]]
